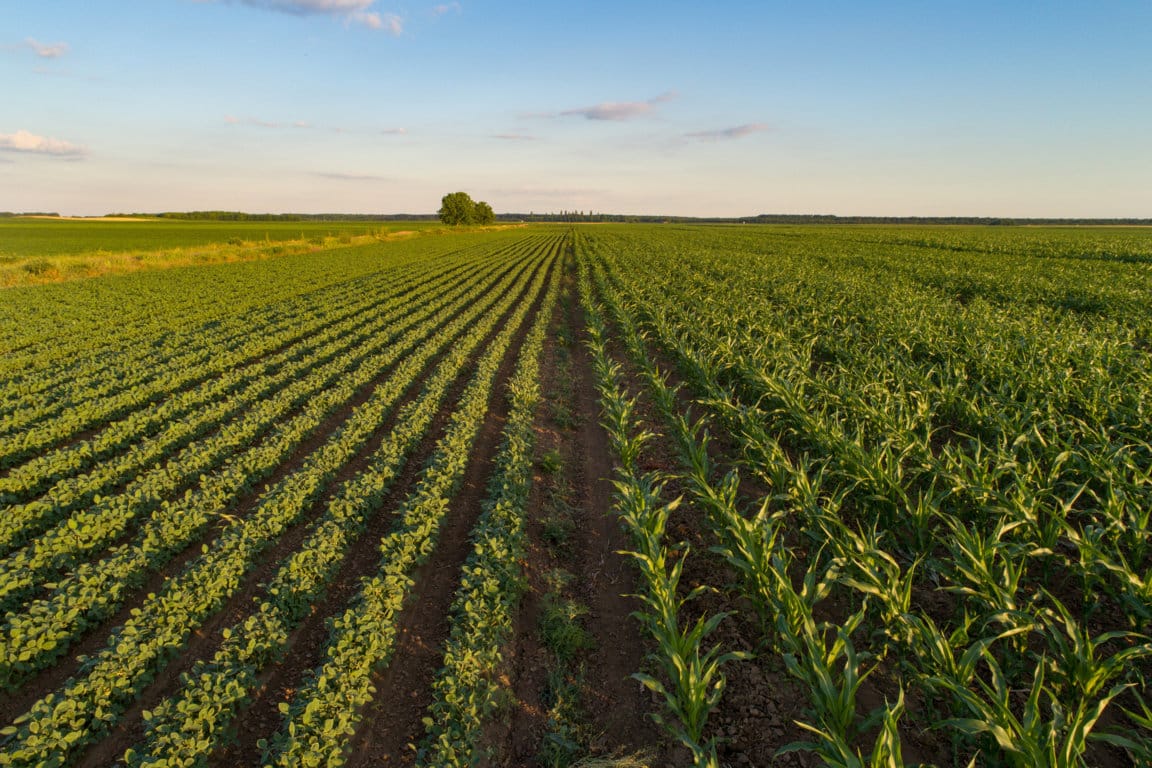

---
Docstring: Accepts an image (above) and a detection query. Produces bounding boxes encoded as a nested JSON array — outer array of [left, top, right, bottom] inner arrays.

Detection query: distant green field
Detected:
[[0, 218, 433, 261]]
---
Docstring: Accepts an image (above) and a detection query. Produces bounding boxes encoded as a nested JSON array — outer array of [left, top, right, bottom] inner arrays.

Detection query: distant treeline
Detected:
[[498, 212, 1152, 226], [105, 211, 438, 222], [0, 212, 61, 218]]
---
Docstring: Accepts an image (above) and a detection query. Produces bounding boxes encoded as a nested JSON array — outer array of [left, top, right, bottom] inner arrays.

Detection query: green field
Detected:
[[0, 218, 428, 258], [2, 223, 1152, 767], [0, 218, 448, 287]]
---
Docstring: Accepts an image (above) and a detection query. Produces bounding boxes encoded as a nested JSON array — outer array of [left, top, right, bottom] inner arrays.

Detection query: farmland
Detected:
[[2, 222, 1152, 767], [0, 218, 443, 288]]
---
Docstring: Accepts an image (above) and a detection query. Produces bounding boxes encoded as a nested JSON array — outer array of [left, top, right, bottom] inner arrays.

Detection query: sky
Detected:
[[2, 1, 1150, 218]]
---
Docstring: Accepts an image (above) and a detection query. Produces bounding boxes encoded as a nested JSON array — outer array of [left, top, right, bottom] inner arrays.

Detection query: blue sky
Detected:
[[2, 1, 1150, 217]]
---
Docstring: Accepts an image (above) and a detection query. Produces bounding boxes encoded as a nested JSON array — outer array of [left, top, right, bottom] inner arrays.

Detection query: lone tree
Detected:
[[474, 200, 495, 225], [438, 191, 476, 225], [438, 192, 495, 225]]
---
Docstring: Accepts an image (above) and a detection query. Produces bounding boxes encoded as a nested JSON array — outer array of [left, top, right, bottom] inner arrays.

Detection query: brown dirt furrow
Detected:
[[212, 251, 555, 768], [495, 271, 665, 766], [566, 281, 664, 756], [0, 258, 528, 725]]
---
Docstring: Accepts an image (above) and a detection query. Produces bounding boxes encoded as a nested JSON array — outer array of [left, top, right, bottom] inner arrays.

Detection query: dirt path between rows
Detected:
[[488, 263, 666, 765]]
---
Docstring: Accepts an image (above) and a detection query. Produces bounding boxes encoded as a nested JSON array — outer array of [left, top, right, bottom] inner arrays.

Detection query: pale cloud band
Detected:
[[555, 91, 678, 122], [216, 0, 403, 32], [3, 38, 69, 58], [25, 38, 70, 58], [0, 130, 86, 157], [684, 122, 771, 141]]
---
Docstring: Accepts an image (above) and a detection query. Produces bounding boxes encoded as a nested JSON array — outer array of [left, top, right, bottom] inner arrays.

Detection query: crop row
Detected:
[[122, 235, 562, 767], [576, 246, 746, 768], [0, 229, 526, 395], [0, 247, 512, 551], [580, 226, 1152, 765], [0, 234, 560, 765], [264, 240, 563, 766], [415, 243, 560, 766], [0, 234, 538, 460], [0, 241, 544, 689]]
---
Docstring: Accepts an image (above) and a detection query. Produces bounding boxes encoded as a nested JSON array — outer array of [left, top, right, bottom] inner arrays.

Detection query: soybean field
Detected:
[[2, 223, 1152, 768]]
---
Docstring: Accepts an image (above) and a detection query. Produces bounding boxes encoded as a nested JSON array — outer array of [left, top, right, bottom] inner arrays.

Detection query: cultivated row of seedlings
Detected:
[[262, 240, 561, 766], [0, 233, 561, 765], [415, 248, 560, 765], [0, 242, 542, 692], [581, 227, 1152, 766], [0, 234, 449, 435], [127, 239, 562, 767], [0, 239, 522, 507], [0, 228, 531, 393], [577, 249, 745, 768]]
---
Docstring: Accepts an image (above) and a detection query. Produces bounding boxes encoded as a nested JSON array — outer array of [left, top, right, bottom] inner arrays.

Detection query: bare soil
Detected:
[[488, 271, 667, 766]]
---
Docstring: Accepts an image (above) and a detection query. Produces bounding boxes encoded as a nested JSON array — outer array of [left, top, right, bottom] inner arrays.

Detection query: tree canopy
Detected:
[[473, 201, 495, 225], [438, 192, 495, 226]]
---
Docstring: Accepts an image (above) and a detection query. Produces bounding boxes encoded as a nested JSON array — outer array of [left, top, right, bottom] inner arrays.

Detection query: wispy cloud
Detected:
[[432, 2, 461, 16], [492, 133, 536, 141], [685, 122, 771, 141], [218, 1, 402, 32], [3, 38, 70, 59], [380, 127, 408, 135], [543, 91, 677, 122], [225, 115, 313, 128], [25, 38, 70, 58], [314, 171, 389, 181], [0, 129, 86, 157]]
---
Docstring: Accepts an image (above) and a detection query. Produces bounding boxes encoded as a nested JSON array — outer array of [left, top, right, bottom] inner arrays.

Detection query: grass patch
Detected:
[[539, 448, 563, 475], [540, 594, 591, 663]]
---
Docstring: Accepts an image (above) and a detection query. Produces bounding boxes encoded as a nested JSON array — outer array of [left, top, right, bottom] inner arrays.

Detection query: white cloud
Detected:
[[685, 123, 771, 141], [492, 133, 536, 141], [352, 11, 403, 33], [545, 91, 678, 122], [222, 1, 402, 31], [380, 127, 408, 135], [432, 2, 461, 15], [0, 129, 86, 157], [25, 38, 69, 58]]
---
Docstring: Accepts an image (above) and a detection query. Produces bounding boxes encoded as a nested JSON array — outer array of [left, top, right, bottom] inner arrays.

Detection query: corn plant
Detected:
[[933, 649, 1131, 768]]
